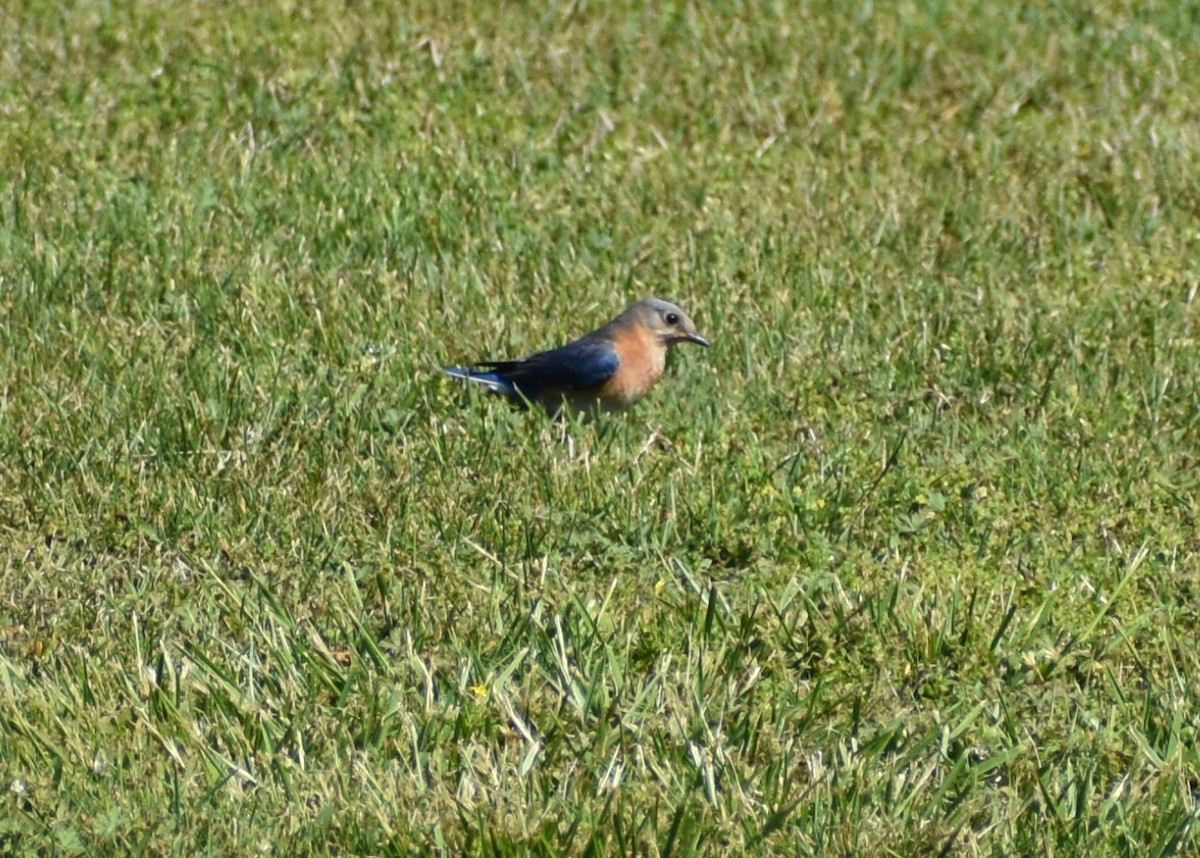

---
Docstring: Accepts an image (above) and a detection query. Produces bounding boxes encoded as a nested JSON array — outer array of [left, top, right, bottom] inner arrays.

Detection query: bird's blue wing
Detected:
[[478, 336, 620, 396]]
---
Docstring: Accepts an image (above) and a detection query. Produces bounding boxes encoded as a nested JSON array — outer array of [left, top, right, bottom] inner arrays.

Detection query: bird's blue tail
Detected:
[[443, 366, 517, 398]]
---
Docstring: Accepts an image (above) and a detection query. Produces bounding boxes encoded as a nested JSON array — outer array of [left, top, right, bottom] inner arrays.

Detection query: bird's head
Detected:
[[633, 298, 710, 348]]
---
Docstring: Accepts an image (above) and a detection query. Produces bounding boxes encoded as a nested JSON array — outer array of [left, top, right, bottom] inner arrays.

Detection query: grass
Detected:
[[1, 0, 1199, 854]]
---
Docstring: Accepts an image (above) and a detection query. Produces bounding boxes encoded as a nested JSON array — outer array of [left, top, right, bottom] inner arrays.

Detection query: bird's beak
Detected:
[[685, 331, 710, 347]]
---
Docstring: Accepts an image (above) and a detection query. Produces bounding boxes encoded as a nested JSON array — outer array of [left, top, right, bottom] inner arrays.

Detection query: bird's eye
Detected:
[[665, 312, 680, 325]]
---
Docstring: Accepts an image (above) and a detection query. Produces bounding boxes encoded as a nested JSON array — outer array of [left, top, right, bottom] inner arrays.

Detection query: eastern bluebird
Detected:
[[443, 298, 709, 414]]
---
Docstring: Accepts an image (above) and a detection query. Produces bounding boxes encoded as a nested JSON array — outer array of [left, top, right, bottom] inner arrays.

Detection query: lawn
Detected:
[[1, 0, 1199, 854]]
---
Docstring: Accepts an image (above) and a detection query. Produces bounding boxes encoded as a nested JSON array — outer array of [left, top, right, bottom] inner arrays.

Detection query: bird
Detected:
[[443, 298, 710, 414]]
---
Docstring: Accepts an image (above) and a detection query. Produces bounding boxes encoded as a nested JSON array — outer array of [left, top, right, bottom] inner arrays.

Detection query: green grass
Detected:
[[2, 0, 1199, 854]]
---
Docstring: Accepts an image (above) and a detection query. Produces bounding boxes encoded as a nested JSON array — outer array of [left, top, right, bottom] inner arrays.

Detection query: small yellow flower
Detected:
[[471, 684, 488, 701]]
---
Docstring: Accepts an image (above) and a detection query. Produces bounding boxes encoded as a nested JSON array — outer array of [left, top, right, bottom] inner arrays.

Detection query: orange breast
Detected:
[[596, 326, 666, 407]]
